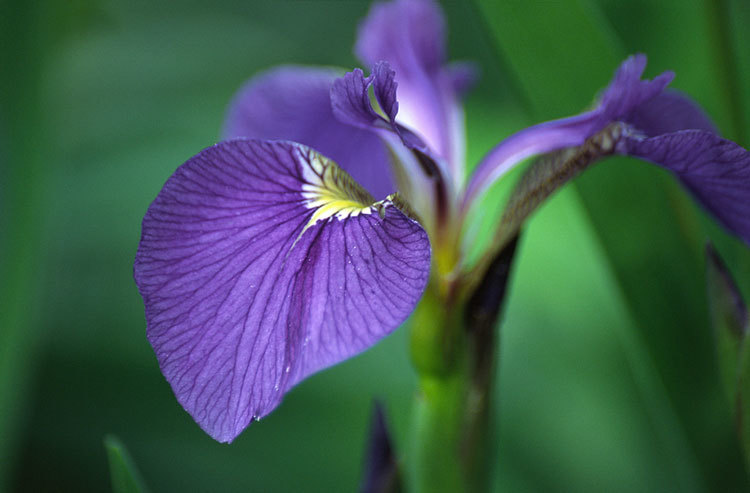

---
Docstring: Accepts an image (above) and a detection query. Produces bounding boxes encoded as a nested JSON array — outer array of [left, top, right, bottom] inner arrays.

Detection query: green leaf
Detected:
[[474, 0, 747, 488], [738, 337, 750, 473], [472, 0, 622, 115], [104, 435, 148, 493], [707, 244, 748, 403], [0, 0, 50, 487], [706, 244, 750, 471]]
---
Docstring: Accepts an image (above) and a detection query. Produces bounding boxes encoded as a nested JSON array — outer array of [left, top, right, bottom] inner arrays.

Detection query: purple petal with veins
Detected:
[[223, 66, 394, 200], [623, 130, 750, 245], [134, 139, 430, 442]]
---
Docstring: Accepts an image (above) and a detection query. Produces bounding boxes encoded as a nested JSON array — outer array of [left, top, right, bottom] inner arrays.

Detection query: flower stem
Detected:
[[409, 284, 472, 493], [411, 370, 469, 493], [408, 237, 518, 492]]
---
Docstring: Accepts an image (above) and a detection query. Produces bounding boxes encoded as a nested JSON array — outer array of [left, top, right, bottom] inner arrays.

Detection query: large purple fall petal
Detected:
[[623, 130, 750, 245], [134, 139, 431, 442], [355, 0, 468, 184], [463, 54, 673, 208], [223, 66, 394, 199]]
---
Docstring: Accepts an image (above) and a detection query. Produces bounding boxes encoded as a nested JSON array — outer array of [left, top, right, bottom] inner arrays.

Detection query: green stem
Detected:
[[408, 298, 500, 493], [408, 238, 518, 492], [409, 285, 476, 493], [411, 370, 469, 493]]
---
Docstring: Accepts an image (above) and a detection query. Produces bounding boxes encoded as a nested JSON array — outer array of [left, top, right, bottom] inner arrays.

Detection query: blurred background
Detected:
[[2, 0, 749, 491]]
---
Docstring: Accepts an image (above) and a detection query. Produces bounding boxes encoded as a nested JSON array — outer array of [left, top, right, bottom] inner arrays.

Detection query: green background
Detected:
[[2, 0, 749, 491]]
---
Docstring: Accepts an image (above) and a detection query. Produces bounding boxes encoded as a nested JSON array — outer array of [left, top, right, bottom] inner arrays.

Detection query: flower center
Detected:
[[299, 150, 376, 234]]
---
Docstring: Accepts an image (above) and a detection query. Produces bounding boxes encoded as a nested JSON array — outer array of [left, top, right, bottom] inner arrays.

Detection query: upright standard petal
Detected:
[[355, 0, 468, 186], [134, 140, 430, 442], [223, 66, 394, 200], [623, 130, 750, 245], [463, 54, 672, 209]]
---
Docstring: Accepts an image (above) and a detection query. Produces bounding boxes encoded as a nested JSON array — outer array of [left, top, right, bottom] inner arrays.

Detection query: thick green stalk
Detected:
[[411, 368, 470, 492], [408, 237, 518, 492], [409, 283, 468, 493]]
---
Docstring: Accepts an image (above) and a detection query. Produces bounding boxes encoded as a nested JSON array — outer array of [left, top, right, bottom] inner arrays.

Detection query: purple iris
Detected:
[[134, 0, 750, 443]]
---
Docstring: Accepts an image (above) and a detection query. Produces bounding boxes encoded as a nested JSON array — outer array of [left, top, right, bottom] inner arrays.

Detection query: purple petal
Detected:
[[596, 54, 674, 125], [372, 62, 400, 127], [360, 402, 400, 493], [623, 130, 750, 244], [331, 64, 449, 230], [330, 62, 424, 150], [134, 139, 430, 442], [331, 66, 393, 133], [356, 0, 445, 79], [223, 66, 394, 200], [463, 54, 672, 208], [355, 0, 468, 184], [625, 89, 718, 136]]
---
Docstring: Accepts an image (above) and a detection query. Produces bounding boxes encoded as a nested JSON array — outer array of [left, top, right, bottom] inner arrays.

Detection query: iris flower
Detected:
[[135, 0, 750, 443]]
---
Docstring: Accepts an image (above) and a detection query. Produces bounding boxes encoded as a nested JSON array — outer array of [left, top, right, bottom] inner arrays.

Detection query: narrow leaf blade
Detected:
[[706, 243, 748, 403], [104, 435, 148, 493]]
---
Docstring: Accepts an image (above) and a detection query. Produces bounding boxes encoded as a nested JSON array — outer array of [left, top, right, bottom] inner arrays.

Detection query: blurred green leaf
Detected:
[[701, 0, 750, 358], [707, 244, 748, 403], [706, 244, 750, 472], [739, 338, 750, 473], [703, 0, 746, 145], [474, 0, 747, 489], [0, 0, 50, 488], [104, 435, 148, 493]]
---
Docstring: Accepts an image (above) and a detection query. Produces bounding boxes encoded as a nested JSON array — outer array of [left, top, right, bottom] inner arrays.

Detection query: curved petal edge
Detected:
[[623, 130, 750, 245]]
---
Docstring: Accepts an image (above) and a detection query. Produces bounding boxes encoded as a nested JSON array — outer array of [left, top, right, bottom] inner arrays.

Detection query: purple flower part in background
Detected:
[[135, 140, 430, 442]]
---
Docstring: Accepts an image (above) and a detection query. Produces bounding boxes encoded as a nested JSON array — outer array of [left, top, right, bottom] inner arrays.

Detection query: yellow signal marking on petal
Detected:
[[296, 148, 377, 238]]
